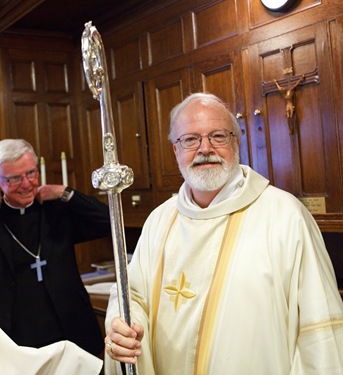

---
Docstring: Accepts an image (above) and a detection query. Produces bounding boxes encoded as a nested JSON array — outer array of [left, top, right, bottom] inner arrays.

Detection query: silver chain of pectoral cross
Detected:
[[2, 222, 47, 282], [3, 222, 41, 258]]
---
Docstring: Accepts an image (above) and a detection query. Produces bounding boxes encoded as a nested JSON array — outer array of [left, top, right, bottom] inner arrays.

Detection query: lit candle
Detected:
[[61, 152, 68, 186], [40, 156, 46, 185]]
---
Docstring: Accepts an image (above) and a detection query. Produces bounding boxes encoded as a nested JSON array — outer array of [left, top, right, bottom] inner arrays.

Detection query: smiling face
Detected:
[[0, 151, 39, 208], [172, 99, 240, 199]]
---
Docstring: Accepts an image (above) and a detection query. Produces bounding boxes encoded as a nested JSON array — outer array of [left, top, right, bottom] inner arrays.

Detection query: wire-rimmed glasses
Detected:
[[0, 167, 39, 186], [175, 129, 235, 149]]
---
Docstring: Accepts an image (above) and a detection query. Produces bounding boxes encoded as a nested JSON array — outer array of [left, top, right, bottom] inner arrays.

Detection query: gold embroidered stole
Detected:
[[150, 208, 245, 373], [194, 209, 245, 374], [151, 209, 178, 366]]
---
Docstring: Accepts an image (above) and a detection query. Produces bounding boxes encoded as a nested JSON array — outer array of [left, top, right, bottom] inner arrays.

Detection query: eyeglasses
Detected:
[[0, 167, 39, 186], [175, 129, 235, 150]]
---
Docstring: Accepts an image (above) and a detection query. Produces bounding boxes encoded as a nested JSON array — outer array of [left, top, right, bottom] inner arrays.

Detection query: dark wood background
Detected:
[[0, 0, 342, 281]]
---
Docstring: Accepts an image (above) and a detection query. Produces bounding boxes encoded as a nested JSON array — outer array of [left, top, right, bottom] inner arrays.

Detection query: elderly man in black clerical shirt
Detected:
[[0, 138, 111, 356]]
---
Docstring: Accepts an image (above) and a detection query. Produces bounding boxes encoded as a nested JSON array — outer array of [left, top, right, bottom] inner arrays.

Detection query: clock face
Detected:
[[260, 0, 297, 11]]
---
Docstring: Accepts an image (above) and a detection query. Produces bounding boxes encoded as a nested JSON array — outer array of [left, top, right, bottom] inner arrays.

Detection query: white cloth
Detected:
[[105, 165, 343, 375], [85, 282, 114, 295], [0, 328, 103, 375]]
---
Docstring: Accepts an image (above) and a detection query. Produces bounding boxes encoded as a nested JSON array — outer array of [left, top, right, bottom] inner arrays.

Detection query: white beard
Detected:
[[180, 149, 240, 192]]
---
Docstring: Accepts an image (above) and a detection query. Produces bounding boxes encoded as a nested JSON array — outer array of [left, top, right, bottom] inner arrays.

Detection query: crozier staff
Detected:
[[105, 92, 343, 374], [0, 138, 111, 356]]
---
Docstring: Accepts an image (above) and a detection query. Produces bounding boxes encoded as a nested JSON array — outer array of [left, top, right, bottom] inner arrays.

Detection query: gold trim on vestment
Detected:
[[151, 209, 178, 369], [194, 208, 245, 374], [150, 207, 246, 374]]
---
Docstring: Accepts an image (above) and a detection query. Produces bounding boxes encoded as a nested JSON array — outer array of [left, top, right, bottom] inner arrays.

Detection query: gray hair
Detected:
[[168, 92, 241, 142], [0, 139, 38, 165]]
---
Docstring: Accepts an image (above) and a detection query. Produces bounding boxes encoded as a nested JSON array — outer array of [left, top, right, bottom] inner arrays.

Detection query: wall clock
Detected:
[[260, 0, 298, 11]]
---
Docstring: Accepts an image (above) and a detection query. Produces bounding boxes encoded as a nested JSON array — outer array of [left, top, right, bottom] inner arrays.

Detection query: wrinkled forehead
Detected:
[[176, 99, 232, 131], [0, 151, 37, 175]]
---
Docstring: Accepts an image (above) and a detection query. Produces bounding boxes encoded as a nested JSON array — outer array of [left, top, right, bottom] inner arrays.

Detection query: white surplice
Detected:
[[105, 165, 343, 375], [0, 328, 103, 375]]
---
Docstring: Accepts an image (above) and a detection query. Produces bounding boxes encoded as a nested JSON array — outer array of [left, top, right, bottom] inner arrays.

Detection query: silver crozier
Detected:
[[81, 21, 137, 375]]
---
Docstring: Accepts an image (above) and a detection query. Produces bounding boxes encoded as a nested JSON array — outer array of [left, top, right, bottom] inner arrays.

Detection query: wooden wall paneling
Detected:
[[10, 102, 42, 167], [241, 44, 271, 180], [257, 22, 342, 221], [44, 60, 69, 93], [260, 41, 309, 193], [120, 188, 155, 227], [0, 49, 8, 139], [76, 64, 114, 273], [145, 68, 191, 204], [109, 36, 142, 79], [111, 80, 154, 226], [10, 58, 36, 91], [46, 102, 75, 186], [83, 101, 104, 194], [111, 81, 150, 190], [102, 1, 190, 74], [0, 0, 45, 32], [0, 39, 115, 274], [191, 0, 239, 49], [1, 0, 343, 235], [329, 15, 343, 215], [76, 59, 95, 195], [314, 19, 343, 216], [4, 47, 79, 186], [6, 51, 41, 150], [192, 52, 250, 165], [147, 14, 186, 66], [249, 0, 322, 29]]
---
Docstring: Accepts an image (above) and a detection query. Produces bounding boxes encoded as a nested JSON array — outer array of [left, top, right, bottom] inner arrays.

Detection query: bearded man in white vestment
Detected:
[[104, 93, 343, 375]]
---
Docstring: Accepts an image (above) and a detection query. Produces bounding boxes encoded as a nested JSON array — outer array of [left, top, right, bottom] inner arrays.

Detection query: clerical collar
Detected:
[[3, 196, 34, 215]]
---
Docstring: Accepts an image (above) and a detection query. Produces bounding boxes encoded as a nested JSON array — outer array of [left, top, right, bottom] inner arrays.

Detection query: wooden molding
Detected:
[[0, 0, 45, 32]]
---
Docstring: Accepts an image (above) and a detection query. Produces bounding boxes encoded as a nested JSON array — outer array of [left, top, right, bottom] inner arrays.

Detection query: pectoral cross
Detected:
[[30, 257, 47, 282], [261, 45, 319, 134]]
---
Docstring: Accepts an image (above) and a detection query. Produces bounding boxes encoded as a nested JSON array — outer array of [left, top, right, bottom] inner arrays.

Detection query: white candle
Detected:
[[61, 152, 68, 186], [40, 156, 46, 185]]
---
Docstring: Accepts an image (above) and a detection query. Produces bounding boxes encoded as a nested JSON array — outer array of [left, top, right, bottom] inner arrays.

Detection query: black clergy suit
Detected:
[[0, 190, 111, 356]]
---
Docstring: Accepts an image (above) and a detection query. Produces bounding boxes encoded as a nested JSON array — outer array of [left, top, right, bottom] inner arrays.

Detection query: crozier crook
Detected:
[[81, 21, 137, 375]]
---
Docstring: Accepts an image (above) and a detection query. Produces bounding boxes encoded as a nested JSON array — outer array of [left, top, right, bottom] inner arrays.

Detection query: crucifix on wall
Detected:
[[262, 45, 319, 134], [274, 73, 304, 120]]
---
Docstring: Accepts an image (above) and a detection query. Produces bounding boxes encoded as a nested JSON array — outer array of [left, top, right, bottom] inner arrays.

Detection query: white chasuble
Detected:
[[105, 165, 343, 375]]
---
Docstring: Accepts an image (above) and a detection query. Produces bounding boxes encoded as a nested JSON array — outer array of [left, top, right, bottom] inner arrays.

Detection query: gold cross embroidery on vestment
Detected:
[[163, 271, 196, 311]]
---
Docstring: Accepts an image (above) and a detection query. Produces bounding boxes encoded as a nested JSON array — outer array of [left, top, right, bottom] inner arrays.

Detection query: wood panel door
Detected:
[[145, 68, 192, 205], [111, 80, 154, 227], [111, 81, 150, 190], [245, 22, 342, 228], [192, 52, 250, 166]]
